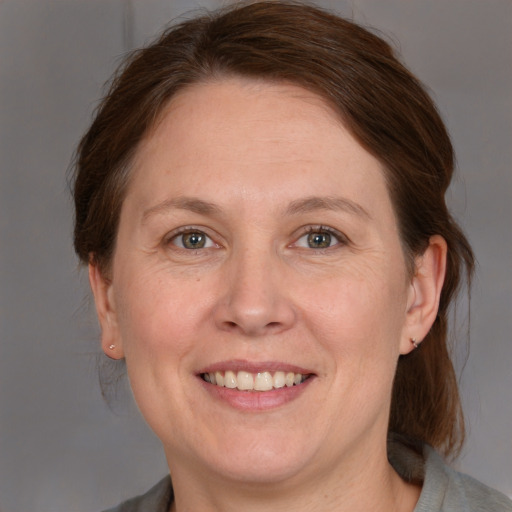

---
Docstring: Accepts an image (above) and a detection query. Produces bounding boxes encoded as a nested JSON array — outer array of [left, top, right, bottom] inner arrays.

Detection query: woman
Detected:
[[71, 2, 512, 511]]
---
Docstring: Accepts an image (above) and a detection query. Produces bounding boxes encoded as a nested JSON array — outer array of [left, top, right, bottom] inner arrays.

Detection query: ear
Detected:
[[400, 235, 447, 355], [88, 262, 124, 360]]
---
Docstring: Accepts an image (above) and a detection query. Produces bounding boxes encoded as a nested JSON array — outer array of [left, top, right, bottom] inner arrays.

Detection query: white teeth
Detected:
[[254, 372, 273, 391], [273, 371, 285, 389], [237, 371, 254, 390], [203, 370, 308, 391], [215, 371, 224, 387], [224, 370, 237, 389]]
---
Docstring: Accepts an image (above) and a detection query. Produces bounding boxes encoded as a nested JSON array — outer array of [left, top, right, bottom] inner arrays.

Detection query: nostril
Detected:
[[223, 320, 282, 330], [220, 319, 284, 335]]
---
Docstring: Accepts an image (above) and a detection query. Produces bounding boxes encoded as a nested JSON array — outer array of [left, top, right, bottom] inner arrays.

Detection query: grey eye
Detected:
[[173, 231, 214, 249], [295, 230, 339, 249]]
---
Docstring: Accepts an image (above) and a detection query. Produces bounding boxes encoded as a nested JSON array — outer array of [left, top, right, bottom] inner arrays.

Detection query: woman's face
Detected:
[[93, 78, 424, 485]]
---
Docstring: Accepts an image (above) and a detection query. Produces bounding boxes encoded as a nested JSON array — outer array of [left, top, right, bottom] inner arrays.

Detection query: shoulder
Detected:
[[419, 445, 512, 512], [102, 476, 173, 512], [388, 435, 512, 512]]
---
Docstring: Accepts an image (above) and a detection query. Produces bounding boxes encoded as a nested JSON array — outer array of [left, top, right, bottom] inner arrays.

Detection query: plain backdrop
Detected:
[[0, 1, 511, 511]]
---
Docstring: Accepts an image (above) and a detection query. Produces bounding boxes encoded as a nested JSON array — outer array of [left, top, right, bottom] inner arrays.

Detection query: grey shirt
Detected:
[[104, 441, 512, 512]]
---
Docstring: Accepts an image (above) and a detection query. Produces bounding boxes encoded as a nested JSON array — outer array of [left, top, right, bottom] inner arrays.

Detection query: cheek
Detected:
[[301, 263, 408, 378], [114, 267, 214, 360], [112, 270, 213, 424], [306, 266, 406, 335]]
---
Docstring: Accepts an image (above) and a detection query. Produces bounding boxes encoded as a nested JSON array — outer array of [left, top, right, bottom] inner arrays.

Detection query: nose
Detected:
[[213, 246, 297, 337]]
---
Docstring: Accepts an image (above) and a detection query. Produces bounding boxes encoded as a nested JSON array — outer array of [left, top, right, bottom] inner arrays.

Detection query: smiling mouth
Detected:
[[201, 370, 311, 392]]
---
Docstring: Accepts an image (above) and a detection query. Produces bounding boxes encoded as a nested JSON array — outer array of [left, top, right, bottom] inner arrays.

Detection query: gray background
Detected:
[[0, 1, 511, 511]]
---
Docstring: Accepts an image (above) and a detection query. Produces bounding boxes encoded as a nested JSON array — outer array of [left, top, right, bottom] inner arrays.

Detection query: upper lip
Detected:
[[198, 359, 315, 375]]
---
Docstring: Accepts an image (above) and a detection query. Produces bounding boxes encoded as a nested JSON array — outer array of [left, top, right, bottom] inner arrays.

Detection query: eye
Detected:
[[171, 230, 215, 250], [294, 227, 344, 249]]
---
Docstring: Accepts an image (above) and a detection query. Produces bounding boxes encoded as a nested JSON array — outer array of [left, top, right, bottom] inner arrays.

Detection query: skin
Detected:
[[90, 78, 447, 512]]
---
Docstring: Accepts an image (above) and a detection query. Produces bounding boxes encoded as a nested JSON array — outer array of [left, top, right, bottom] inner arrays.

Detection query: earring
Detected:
[[411, 338, 420, 349], [109, 344, 116, 350]]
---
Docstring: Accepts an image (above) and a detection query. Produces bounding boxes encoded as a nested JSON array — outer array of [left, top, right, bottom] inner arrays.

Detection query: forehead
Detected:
[[127, 78, 393, 222], [146, 78, 345, 157]]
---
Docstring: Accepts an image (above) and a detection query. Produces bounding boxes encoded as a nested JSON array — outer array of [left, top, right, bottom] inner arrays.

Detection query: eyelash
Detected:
[[293, 225, 348, 251], [164, 225, 348, 253], [165, 227, 217, 251]]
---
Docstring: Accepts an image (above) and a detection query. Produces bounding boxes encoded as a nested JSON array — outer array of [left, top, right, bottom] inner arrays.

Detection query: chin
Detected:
[[208, 449, 313, 485], [174, 428, 321, 486]]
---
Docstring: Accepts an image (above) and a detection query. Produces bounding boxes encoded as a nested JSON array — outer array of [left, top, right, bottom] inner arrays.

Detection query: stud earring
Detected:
[[411, 338, 420, 349], [109, 344, 116, 350]]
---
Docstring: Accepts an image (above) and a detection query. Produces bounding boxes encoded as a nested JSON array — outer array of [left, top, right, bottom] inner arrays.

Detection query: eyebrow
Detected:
[[141, 194, 370, 224], [141, 196, 222, 223], [285, 196, 370, 219]]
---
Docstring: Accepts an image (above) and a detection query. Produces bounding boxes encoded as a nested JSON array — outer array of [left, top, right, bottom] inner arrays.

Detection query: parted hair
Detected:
[[72, 1, 474, 457]]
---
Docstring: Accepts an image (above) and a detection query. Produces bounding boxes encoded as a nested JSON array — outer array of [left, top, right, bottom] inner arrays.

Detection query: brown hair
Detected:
[[72, 1, 474, 457]]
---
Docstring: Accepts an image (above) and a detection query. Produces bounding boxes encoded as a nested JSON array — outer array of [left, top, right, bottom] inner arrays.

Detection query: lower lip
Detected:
[[199, 377, 314, 411]]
